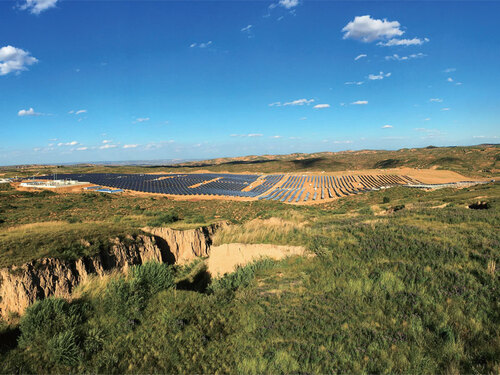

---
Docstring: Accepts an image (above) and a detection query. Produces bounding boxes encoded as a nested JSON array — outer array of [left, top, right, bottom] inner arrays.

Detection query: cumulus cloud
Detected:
[[102, 140, 112, 144], [381, 125, 393, 128], [345, 81, 364, 85], [279, 0, 299, 9], [378, 37, 429, 47], [447, 77, 454, 82], [429, 98, 443, 102], [0, 45, 38, 76], [18, 107, 43, 116], [313, 104, 330, 109], [76, 147, 88, 151], [351, 100, 368, 105], [368, 71, 391, 80], [385, 53, 426, 61], [342, 15, 403, 43], [354, 54, 367, 61], [123, 144, 138, 149], [19, 0, 58, 14]]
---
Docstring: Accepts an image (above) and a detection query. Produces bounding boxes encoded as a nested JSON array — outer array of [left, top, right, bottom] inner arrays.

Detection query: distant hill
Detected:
[[2, 144, 499, 178]]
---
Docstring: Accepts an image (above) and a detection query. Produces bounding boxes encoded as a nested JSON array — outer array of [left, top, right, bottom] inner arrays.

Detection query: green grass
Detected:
[[0, 182, 498, 373]]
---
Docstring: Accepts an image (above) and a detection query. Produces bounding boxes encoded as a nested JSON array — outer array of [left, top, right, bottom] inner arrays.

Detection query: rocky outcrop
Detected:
[[143, 223, 224, 264], [0, 224, 222, 318]]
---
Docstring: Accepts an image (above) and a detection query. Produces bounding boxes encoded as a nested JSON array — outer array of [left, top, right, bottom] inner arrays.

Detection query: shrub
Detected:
[[47, 329, 81, 365], [208, 259, 276, 294], [146, 211, 180, 227], [130, 262, 176, 296], [382, 196, 391, 204]]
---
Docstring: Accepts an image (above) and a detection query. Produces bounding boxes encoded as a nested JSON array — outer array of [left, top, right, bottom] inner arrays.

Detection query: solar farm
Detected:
[[34, 172, 421, 203]]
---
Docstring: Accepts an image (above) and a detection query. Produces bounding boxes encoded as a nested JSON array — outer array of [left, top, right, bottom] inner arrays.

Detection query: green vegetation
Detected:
[[0, 181, 498, 373]]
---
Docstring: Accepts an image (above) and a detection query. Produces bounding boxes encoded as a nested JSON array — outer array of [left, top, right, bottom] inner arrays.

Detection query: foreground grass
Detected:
[[0, 183, 499, 373]]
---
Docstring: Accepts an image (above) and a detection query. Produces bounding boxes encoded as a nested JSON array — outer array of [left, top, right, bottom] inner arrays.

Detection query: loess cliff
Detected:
[[0, 223, 223, 318]]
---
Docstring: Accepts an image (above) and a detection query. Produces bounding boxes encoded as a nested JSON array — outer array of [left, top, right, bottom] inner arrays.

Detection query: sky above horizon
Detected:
[[1, 0, 499, 165]]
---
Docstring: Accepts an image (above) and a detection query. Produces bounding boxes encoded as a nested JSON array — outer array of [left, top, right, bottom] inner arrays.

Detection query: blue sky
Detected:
[[1, 0, 499, 165]]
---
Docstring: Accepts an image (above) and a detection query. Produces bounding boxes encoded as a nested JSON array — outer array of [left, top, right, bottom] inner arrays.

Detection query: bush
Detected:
[[208, 259, 276, 294], [382, 196, 391, 204], [131, 262, 176, 295], [104, 262, 176, 323], [146, 211, 180, 227]]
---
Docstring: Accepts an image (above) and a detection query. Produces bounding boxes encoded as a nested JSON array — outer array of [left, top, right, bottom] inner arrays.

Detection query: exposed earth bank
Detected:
[[0, 223, 305, 318]]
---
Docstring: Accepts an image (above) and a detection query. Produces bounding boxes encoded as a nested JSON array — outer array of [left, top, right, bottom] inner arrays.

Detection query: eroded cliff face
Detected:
[[0, 224, 222, 318]]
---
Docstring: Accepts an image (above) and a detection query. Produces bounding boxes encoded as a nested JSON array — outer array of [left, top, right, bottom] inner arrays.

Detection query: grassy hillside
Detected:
[[2, 144, 499, 178], [1, 181, 499, 373]]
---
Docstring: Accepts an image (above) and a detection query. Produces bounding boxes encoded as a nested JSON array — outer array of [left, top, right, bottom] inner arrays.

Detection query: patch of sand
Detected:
[[207, 243, 308, 277]]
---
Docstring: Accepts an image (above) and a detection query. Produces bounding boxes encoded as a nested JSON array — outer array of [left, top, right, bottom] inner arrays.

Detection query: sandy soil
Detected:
[[207, 243, 308, 277]]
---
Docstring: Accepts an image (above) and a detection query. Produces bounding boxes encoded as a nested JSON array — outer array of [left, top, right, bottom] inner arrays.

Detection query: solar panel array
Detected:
[[259, 174, 421, 203], [35, 172, 420, 202], [36, 173, 282, 197]]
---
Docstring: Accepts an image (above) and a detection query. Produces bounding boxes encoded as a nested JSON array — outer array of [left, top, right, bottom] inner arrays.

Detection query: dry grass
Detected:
[[213, 217, 308, 246]]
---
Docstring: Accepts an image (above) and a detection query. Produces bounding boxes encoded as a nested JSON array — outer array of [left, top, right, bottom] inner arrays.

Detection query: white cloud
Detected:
[[241, 25, 252, 32], [135, 117, 150, 123], [455, 82, 463, 86], [333, 140, 353, 144], [19, 0, 58, 15], [270, 98, 314, 107], [345, 81, 364, 85], [429, 98, 443, 102], [368, 71, 391, 80], [444, 68, 456, 73], [76, 147, 88, 151], [270, 135, 282, 139], [424, 118, 431, 121], [354, 54, 367, 61], [385, 53, 426, 61], [100, 144, 117, 149], [230, 133, 263, 137], [313, 104, 330, 109], [447, 77, 453, 82], [18, 107, 42, 116], [284, 98, 314, 106], [0, 45, 38, 76], [378, 37, 429, 47], [123, 144, 138, 149], [75, 109, 86, 115], [279, 0, 299, 9], [300, 117, 307, 120], [342, 15, 403, 43], [381, 124, 393, 128], [191, 41, 213, 49], [441, 107, 451, 111], [102, 140, 112, 144], [57, 141, 78, 146], [351, 100, 368, 105]]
